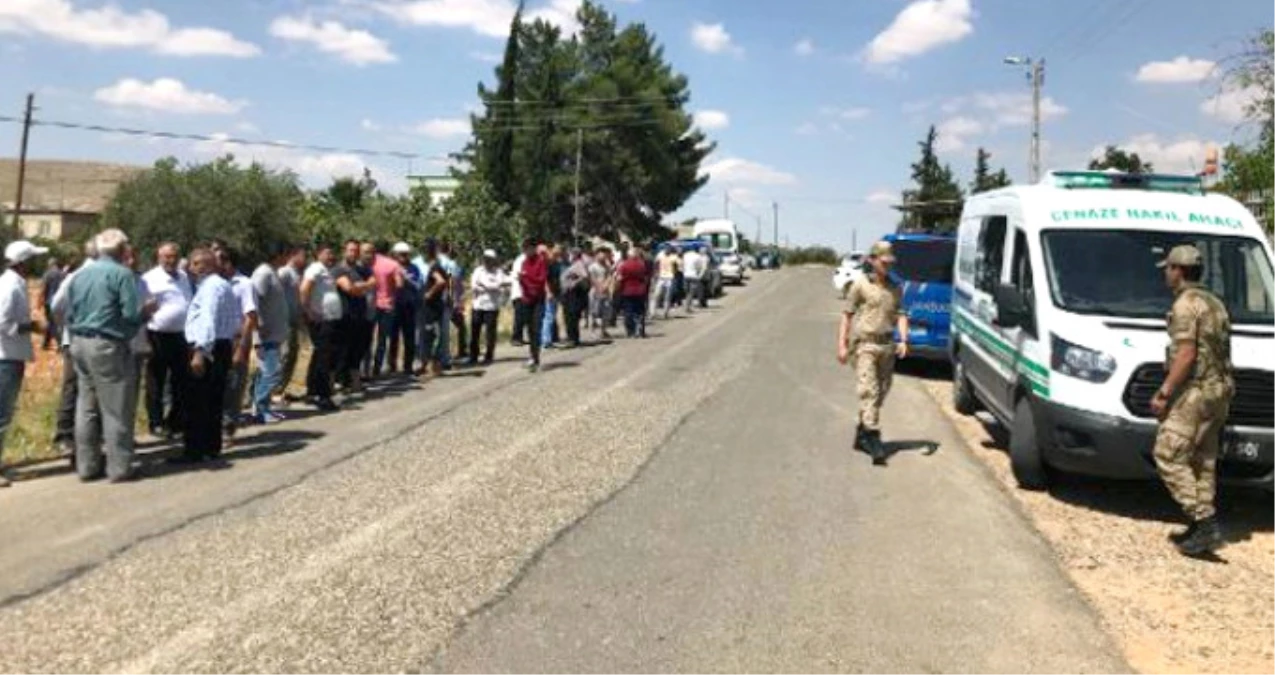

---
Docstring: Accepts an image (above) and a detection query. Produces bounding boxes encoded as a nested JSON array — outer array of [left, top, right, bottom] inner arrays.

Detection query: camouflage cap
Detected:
[[869, 240, 896, 263], [1157, 244, 1203, 268]]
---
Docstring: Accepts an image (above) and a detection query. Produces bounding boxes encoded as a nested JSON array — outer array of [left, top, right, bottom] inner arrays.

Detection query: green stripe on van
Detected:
[[952, 309, 1051, 397]]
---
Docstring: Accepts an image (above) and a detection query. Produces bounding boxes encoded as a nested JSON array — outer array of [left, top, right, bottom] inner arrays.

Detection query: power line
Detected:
[[481, 93, 690, 107]]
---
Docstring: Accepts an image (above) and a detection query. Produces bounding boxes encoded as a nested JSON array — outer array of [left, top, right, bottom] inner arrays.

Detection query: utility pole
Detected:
[[1029, 58, 1044, 184], [755, 216, 761, 246], [723, 192, 730, 219], [771, 201, 778, 249], [572, 127, 582, 243], [852, 228, 857, 252], [12, 93, 35, 231], [1004, 56, 1044, 183]]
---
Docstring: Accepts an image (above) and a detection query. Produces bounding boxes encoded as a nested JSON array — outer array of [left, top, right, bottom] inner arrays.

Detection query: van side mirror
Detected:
[[994, 283, 1028, 329]]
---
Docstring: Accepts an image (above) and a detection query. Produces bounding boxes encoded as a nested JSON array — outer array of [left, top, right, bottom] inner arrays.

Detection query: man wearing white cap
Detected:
[[469, 249, 509, 365], [0, 240, 48, 486]]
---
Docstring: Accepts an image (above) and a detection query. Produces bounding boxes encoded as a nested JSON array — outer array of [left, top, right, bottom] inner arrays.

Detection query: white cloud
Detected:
[[93, 78, 246, 115], [1135, 56, 1216, 83], [862, 0, 972, 65], [819, 105, 871, 121], [1092, 134, 1215, 175], [794, 38, 814, 56], [373, 0, 580, 39], [690, 22, 743, 56], [866, 189, 897, 205], [191, 132, 404, 191], [700, 157, 796, 186], [935, 115, 984, 152], [694, 109, 730, 130], [942, 91, 1068, 128], [410, 118, 471, 138], [1200, 86, 1262, 125], [269, 15, 396, 65], [0, 0, 259, 57]]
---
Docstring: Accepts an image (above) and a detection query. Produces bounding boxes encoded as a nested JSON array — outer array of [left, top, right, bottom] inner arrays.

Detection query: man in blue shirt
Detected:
[[67, 229, 147, 482], [179, 248, 240, 462]]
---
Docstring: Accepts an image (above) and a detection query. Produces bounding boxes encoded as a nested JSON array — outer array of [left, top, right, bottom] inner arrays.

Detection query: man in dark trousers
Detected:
[[518, 239, 551, 372], [141, 242, 192, 439], [179, 248, 239, 463]]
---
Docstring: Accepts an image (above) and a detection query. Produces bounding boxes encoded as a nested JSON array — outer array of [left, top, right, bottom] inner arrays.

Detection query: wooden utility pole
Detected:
[[12, 93, 35, 231], [572, 128, 583, 243], [772, 201, 779, 248]]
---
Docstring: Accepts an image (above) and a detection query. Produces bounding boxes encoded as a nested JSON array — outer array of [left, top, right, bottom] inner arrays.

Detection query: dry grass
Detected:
[[2, 302, 520, 467]]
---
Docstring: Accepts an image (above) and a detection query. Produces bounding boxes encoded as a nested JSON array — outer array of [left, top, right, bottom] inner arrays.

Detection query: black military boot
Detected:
[[1176, 517, 1224, 557], [1168, 521, 1198, 544], [865, 430, 888, 466], [854, 424, 866, 452]]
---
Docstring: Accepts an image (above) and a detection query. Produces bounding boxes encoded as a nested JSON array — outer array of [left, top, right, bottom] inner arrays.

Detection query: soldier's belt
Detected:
[[855, 332, 893, 345]]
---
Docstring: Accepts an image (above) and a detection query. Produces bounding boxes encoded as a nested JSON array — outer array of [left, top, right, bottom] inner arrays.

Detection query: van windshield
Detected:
[[699, 232, 735, 251], [1041, 229, 1275, 324], [892, 239, 956, 283]]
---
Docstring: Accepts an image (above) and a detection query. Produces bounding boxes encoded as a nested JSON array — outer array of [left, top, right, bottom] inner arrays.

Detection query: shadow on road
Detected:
[[971, 413, 1273, 541], [895, 358, 952, 381]]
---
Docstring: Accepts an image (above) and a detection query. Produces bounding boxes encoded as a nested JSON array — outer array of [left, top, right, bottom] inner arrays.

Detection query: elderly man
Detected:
[[67, 229, 147, 482], [50, 241, 97, 462], [468, 249, 509, 366], [0, 240, 49, 486], [141, 242, 192, 439], [180, 248, 240, 462]]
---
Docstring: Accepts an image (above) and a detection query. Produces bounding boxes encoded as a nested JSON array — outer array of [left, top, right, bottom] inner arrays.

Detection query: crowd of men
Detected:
[[0, 232, 717, 486]]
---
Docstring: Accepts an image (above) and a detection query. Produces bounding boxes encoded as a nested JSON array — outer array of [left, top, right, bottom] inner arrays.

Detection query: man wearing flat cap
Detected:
[[1151, 244, 1234, 557]]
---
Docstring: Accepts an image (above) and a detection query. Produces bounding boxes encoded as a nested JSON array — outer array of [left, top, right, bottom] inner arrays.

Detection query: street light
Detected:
[[1004, 54, 1045, 183]]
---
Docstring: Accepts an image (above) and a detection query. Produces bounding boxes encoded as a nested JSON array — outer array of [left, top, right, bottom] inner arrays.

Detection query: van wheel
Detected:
[[952, 357, 978, 416], [1009, 397, 1049, 491]]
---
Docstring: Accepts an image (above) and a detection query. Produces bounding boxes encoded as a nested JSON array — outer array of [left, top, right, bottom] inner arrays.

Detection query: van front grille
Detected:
[[1123, 364, 1274, 428]]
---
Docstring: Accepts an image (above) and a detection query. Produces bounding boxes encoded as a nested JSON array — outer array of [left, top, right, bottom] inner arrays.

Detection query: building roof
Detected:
[[0, 159, 146, 213]]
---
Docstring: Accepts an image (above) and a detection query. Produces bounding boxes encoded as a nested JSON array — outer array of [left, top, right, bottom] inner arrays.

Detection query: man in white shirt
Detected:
[[509, 249, 528, 346], [0, 240, 48, 486], [682, 246, 707, 314], [300, 245, 342, 411], [210, 243, 258, 437], [468, 249, 509, 366], [140, 242, 192, 438]]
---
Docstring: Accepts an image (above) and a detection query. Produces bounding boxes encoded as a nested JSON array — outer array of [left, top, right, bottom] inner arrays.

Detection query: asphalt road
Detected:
[[0, 268, 1126, 673]]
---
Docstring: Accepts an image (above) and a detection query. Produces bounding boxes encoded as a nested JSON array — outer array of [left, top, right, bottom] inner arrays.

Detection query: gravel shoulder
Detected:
[[916, 373, 1275, 674]]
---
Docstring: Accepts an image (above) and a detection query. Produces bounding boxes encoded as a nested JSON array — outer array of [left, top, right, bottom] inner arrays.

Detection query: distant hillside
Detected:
[[0, 159, 147, 213]]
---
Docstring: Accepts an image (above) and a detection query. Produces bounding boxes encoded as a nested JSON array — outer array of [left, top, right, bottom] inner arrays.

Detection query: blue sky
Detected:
[[1, 0, 1269, 251]]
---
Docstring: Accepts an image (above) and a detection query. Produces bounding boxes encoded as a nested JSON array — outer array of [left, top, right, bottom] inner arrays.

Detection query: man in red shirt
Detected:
[[517, 238, 551, 372], [614, 246, 650, 338]]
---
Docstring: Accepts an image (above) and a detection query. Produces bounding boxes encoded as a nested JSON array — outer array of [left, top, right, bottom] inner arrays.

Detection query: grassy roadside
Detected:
[[2, 303, 520, 468]]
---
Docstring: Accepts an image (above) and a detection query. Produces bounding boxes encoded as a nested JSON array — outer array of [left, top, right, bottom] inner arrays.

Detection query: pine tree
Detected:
[[971, 147, 1012, 193], [470, 2, 524, 211], [901, 126, 963, 232]]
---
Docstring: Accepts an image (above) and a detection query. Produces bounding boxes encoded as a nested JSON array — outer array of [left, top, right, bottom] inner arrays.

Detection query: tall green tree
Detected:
[[900, 126, 963, 232], [1215, 29, 1274, 234], [472, 2, 524, 211], [970, 147, 1012, 194], [464, 0, 711, 244], [1088, 145, 1154, 173]]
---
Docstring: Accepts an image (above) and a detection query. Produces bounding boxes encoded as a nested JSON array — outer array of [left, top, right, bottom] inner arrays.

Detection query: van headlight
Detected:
[[1051, 333, 1117, 383]]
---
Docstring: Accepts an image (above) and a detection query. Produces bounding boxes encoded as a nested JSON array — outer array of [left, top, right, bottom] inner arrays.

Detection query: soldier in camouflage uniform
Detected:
[[837, 241, 909, 466], [1151, 244, 1234, 557]]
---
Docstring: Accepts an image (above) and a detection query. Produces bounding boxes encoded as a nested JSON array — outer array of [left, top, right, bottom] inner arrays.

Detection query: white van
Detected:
[[950, 170, 1274, 491], [694, 219, 744, 283]]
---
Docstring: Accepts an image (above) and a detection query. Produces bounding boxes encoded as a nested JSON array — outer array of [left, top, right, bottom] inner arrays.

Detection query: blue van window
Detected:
[[892, 239, 956, 283]]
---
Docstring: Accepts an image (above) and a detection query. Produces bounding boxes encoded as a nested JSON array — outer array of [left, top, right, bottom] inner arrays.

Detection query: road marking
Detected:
[[110, 273, 791, 674]]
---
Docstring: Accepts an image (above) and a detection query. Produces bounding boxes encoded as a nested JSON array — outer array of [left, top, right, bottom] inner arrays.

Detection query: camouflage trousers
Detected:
[[1153, 387, 1229, 521], [854, 342, 894, 431]]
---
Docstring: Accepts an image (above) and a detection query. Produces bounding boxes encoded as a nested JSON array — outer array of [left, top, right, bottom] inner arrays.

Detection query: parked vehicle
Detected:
[[885, 233, 956, 361], [951, 169, 1274, 491], [833, 251, 866, 296], [693, 218, 740, 255], [718, 251, 745, 285], [655, 239, 722, 298]]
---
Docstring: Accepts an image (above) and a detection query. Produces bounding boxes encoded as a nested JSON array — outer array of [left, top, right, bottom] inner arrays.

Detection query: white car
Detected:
[[719, 252, 745, 284], [833, 252, 866, 297]]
